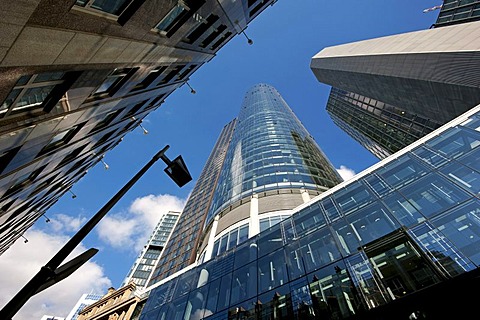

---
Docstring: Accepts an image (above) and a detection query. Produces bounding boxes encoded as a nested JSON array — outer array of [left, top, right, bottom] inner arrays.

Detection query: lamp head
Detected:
[[164, 155, 192, 187]]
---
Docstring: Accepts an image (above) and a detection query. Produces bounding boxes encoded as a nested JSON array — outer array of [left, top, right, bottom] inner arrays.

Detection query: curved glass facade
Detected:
[[206, 84, 343, 226], [140, 107, 480, 320]]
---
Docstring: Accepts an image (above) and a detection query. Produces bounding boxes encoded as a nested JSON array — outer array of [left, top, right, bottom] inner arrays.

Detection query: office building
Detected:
[[0, 0, 277, 254], [122, 211, 180, 289], [139, 101, 480, 319], [325, 88, 442, 159], [311, 21, 480, 159], [65, 293, 104, 320], [147, 83, 343, 285], [434, 0, 480, 27]]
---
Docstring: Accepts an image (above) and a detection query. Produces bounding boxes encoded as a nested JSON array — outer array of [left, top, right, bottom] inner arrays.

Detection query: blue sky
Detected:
[[0, 1, 441, 318]]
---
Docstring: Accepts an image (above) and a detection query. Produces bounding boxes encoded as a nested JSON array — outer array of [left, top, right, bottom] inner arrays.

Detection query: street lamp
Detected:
[[0, 145, 192, 319]]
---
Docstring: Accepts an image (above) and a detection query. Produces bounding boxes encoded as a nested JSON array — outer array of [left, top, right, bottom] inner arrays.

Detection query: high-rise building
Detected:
[[311, 21, 480, 159], [148, 119, 237, 283], [65, 293, 104, 320], [139, 102, 480, 320], [0, 0, 277, 254], [434, 0, 480, 27], [325, 88, 442, 159], [147, 83, 343, 285], [122, 211, 180, 289]]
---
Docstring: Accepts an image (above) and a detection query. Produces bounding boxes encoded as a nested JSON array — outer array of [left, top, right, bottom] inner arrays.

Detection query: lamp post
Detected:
[[0, 145, 192, 319]]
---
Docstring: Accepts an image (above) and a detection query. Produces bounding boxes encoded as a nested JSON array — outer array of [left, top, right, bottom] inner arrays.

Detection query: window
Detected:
[[123, 100, 148, 119], [74, 0, 146, 24], [75, 0, 132, 15], [57, 144, 88, 168], [210, 31, 232, 50], [93, 129, 116, 148], [153, 0, 206, 38], [91, 108, 123, 132], [0, 72, 77, 119], [39, 123, 85, 156], [249, 0, 268, 18], [91, 68, 137, 97], [2, 166, 46, 199], [131, 67, 167, 92], [183, 14, 219, 44], [177, 65, 197, 80], [0, 146, 21, 174], [200, 24, 227, 48], [157, 65, 185, 85]]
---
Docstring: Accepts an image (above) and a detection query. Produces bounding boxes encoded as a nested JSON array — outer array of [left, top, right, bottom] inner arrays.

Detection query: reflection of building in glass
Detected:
[[0, 0, 277, 254], [311, 21, 480, 159], [121, 211, 180, 290], [148, 84, 342, 285], [140, 104, 480, 320]]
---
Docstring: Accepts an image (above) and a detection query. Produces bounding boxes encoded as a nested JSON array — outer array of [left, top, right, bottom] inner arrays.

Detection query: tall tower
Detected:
[[121, 211, 180, 289], [148, 120, 237, 284], [199, 83, 343, 261], [311, 21, 480, 158], [148, 83, 342, 285]]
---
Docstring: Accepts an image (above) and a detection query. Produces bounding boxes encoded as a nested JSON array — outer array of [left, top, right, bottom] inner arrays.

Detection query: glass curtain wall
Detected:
[[140, 108, 480, 320], [206, 83, 343, 226]]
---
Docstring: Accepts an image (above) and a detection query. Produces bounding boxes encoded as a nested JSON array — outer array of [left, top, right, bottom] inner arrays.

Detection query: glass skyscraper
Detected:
[[198, 83, 343, 262], [139, 103, 480, 320], [311, 21, 480, 161], [326, 88, 442, 159], [122, 211, 180, 289], [148, 84, 343, 285]]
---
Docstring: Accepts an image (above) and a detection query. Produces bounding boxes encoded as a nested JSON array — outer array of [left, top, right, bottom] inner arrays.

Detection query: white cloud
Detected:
[[49, 213, 88, 233], [336, 165, 356, 181], [0, 229, 111, 320], [96, 194, 186, 252]]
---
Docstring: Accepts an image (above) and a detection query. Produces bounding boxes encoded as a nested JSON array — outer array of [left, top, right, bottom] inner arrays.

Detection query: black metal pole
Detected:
[[0, 145, 171, 319]]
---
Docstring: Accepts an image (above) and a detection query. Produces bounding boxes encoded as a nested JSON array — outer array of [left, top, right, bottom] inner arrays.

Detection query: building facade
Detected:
[[148, 83, 343, 285], [325, 88, 442, 159], [122, 211, 180, 289], [138, 103, 480, 320], [311, 21, 480, 159], [0, 0, 277, 254], [77, 284, 144, 320]]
